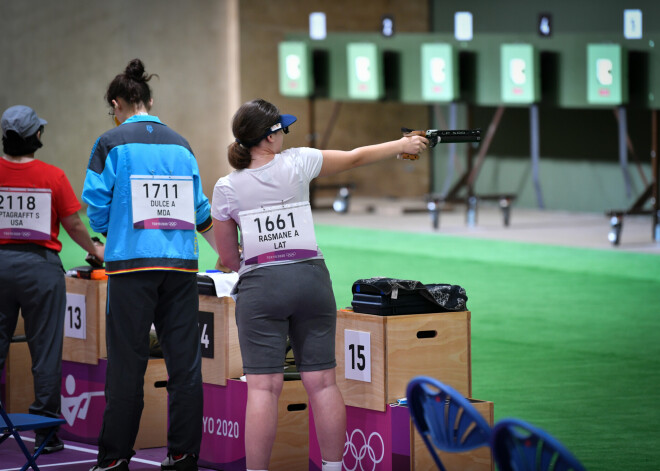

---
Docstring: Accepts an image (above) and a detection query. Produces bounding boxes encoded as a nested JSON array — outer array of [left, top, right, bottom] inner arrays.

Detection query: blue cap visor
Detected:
[[264, 114, 297, 137]]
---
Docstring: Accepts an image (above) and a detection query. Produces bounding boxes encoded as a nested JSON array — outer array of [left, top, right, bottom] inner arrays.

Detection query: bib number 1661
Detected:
[[253, 212, 295, 233]]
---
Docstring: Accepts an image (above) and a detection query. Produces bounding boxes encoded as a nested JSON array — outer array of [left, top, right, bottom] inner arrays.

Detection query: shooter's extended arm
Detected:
[[399, 127, 481, 160]]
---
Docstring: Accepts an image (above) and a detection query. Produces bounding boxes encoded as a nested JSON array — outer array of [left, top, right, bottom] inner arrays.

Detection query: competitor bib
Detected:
[[239, 202, 318, 266], [0, 187, 52, 240], [130, 175, 194, 230]]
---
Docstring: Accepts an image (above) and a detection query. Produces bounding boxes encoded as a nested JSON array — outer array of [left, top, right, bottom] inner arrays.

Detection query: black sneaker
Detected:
[[89, 459, 130, 471], [34, 432, 64, 454], [161, 453, 198, 471]]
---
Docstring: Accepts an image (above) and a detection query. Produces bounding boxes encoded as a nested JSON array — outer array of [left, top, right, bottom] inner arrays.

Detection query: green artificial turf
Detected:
[[313, 225, 660, 471], [59, 220, 660, 470]]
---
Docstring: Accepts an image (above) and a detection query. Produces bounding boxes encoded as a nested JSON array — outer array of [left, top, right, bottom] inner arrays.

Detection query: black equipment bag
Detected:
[[351, 277, 467, 316], [197, 273, 217, 296]]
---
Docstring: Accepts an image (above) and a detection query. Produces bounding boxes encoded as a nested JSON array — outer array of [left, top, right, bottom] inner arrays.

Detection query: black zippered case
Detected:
[[197, 274, 217, 296], [351, 292, 441, 316], [350, 278, 468, 316]]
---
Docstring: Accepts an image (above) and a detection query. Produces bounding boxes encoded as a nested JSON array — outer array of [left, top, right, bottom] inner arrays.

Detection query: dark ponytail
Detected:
[[228, 99, 280, 170], [227, 141, 253, 170], [105, 58, 158, 110]]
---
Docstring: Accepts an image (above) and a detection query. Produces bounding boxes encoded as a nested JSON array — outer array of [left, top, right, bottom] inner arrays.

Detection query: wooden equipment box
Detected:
[[135, 358, 168, 449], [271, 379, 309, 471], [58, 357, 167, 450], [336, 309, 471, 411], [63, 277, 107, 365], [199, 378, 309, 470], [411, 398, 494, 471], [198, 295, 242, 386], [5, 312, 28, 412], [14, 314, 24, 336], [310, 402, 411, 471], [2, 341, 33, 413]]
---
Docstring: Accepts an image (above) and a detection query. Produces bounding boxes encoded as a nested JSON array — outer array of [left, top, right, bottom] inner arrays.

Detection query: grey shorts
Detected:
[[234, 259, 337, 374]]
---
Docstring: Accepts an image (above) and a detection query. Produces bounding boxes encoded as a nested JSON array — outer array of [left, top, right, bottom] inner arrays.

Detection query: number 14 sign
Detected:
[[344, 329, 371, 383]]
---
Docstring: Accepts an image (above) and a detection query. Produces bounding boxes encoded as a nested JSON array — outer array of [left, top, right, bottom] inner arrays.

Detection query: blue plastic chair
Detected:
[[406, 376, 492, 471], [491, 418, 586, 471], [0, 400, 66, 471]]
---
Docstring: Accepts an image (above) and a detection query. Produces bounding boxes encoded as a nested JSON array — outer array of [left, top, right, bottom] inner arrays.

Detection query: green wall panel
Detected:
[[278, 41, 314, 97], [346, 42, 383, 100], [500, 44, 540, 105], [284, 27, 659, 108], [587, 44, 627, 105], [433, 154, 652, 213], [421, 43, 459, 102]]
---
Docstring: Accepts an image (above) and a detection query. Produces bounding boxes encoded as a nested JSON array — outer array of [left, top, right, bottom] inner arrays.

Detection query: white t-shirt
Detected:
[[211, 147, 324, 274]]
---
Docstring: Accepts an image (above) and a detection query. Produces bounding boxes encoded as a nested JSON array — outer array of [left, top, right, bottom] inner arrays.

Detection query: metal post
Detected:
[[530, 104, 544, 209], [440, 102, 458, 199], [652, 110, 659, 241], [617, 106, 632, 197]]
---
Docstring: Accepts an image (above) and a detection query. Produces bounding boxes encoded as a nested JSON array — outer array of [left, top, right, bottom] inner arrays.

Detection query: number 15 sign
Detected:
[[344, 329, 371, 382]]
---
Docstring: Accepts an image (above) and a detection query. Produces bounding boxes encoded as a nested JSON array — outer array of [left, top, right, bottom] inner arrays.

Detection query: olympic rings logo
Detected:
[[343, 428, 385, 471]]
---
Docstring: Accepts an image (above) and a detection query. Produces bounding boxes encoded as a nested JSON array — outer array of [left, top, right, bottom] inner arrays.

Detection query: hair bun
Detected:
[[125, 58, 147, 82]]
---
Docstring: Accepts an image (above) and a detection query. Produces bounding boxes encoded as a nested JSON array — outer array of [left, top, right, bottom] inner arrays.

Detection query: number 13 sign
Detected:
[[65, 293, 86, 340], [344, 329, 371, 382]]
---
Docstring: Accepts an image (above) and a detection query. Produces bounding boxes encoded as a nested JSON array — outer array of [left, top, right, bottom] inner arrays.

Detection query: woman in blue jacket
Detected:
[[83, 59, 215, 471]]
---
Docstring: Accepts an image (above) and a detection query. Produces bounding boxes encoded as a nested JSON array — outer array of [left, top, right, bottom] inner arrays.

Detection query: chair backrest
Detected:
[[407, 376, 492, 471], [491, 418, 586, 471]]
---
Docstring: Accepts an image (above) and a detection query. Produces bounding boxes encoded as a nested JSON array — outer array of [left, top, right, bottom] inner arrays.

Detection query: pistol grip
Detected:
[[400, 130, 425, 160]]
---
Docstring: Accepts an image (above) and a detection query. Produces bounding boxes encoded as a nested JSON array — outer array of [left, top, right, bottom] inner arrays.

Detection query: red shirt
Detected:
[[0, 157, 81, 252]]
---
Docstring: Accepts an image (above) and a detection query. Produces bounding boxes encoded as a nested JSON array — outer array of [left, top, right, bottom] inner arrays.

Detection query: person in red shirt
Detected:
[[0, 105, 104, 453]]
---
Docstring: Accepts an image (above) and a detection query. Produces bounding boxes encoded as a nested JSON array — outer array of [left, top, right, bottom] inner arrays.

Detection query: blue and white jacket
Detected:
[[82, 115, 213, 275]]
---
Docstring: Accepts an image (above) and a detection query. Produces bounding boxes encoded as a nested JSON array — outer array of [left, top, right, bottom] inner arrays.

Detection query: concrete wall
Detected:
[[0, 0, 239, 200], [1, 0, 430, 204]]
